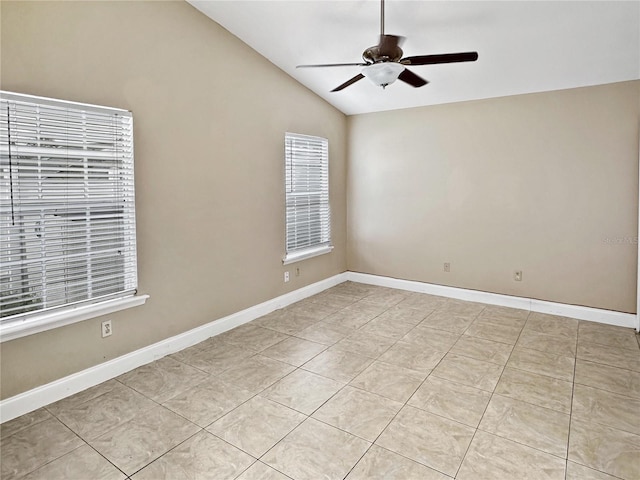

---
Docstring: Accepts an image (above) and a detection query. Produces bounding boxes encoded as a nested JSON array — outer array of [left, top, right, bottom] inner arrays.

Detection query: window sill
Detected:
[[283, 245, 334, 265], [0, 294, 150, 343]]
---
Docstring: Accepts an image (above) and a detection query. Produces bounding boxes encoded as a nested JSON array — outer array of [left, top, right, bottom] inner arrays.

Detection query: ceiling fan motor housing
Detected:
[[363, 44, 404, 64]]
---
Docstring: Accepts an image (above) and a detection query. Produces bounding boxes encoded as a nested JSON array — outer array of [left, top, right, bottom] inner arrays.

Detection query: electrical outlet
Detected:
[[444, 262, 450, 273], [514, 270, 523, 282], [101, 320, 112, 338], [284, 271, 290, 283]]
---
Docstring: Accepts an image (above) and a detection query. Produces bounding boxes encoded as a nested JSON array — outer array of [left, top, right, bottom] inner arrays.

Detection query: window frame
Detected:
[[0, 91, 147, 342], [283, 132, 333, 265]]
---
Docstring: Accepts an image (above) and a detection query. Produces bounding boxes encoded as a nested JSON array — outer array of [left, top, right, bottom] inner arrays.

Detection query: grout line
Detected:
[[452, 309, 530, 478], [564, 321, 580, 480]]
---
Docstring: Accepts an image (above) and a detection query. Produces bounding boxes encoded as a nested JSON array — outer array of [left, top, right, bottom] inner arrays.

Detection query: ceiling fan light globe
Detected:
[[361, 62, 405, 87]]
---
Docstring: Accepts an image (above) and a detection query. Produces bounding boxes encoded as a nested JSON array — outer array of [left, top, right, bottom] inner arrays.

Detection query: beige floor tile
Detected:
[[235, 461, 291, 480], [1, 408, 52, 438], [378, 341, 446, 374], [578, 321, 640, 351], [376, 405, 475, 476], [449, 335, 513, 365], [350, 361, 427, 403], [162, 376, 253, 427], [419, 311, 475, 334], [11, 289, 640, 480], [401, 326, 460, 351], [345, 445, 449, 480], [218, 355, 295, 393], [261, 369, 343, 414], [341, 300, 392, 318], [358, 316, 417, 340], [566, 461, 620, 480], [375, 304, 432, 325], [408, 376, 491, 427], [431, 353, 504, 391], [254, 309, 320, 335], [170, 341, 254, 375], [480, 305, 530, 322], [479, 395, 570, 457], [207, 396, 305, 457], [332, 331, 396, 358], [464, 319, 523, 344], [262, 418, 370, 480], [287, 300, 342, 320], [321, 302, 385, 329], [47, 381, 156, 440], [326, 281, 379, 298], [575, 360, 640, 399], [194, 333, 239, 351], [132, 430, 254, 480], [472, 312, 527, 330], [312, 386, 402, 441], [577, 341, 640, 372], [260, 336, 327, 366], [302, 348, 374, 383], [0, 418, 85, 480], [220, 325, 291, 352], [22, 444, 125, 480], [572, 384, 640, 435], [524, 312, 579, 337], [396, 292, 448, 311], [494, 367, 573, 413], [117, 356, 209, 403], [569, 419, 640, 480], [168, 343, 206, 362], [438, 299, 486, 318], [359, 289, 408, 308], [457, 430, 565, 479], [309, 292, 361, 310], [89, 406, 200, 475], [516, 330, 577, 357], [294, 321, 355, 345], [507, 347, 575, 381]]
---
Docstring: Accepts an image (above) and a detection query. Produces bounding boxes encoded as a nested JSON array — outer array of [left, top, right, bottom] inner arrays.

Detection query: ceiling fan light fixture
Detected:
[[361, 62, 405, 88]]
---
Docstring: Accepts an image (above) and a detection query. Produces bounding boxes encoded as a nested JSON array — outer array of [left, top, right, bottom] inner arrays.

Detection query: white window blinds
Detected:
[[0, 91, 138, 322], [284, 132, 331, 263]]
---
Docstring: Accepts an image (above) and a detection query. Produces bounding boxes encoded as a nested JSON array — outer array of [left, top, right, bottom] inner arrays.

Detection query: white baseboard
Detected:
[[2, 270, 637, 424], [347, 272, 638, 329], [0, 272, 348, 423]]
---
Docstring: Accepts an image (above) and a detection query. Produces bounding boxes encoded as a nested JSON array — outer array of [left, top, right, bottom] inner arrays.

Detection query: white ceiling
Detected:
[[189, 1, 640, 115]]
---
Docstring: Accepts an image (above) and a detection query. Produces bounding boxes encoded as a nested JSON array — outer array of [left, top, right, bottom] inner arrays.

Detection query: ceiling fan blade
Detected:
[[297, 63, 367, 68], [331, 73, 365, 92], [398, 68, 429, 88], [401, 52, 479, 66]]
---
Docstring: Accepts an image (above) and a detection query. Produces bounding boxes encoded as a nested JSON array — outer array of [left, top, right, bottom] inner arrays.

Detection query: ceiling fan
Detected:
[[296, 0, 478, 92]]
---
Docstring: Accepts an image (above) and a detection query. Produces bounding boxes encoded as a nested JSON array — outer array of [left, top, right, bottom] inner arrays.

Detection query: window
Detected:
[[284, 132, 332, 264], [0, 91, 141, 337]]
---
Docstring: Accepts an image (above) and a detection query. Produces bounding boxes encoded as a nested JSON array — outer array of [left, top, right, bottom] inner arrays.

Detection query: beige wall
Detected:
[[348, 81, 639, 313], [0, 1, 347, 399]]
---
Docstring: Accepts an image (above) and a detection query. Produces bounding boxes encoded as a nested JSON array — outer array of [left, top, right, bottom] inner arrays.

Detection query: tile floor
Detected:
[[2, 281, 640, 480]]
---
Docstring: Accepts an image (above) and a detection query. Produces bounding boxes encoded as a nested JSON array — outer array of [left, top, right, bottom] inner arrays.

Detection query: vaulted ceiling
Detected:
[[189, 1, 640, 115]]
